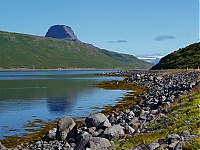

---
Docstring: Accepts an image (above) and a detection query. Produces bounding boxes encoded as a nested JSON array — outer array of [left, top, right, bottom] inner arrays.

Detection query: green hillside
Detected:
[[99, 49, 152, 69], [151, 42, 200, 70], [0, 31, 152, 69]]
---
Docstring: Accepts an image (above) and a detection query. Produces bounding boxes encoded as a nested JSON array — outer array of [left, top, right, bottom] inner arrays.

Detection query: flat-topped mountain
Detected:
[[151, 42, 200, 70], [0, 30, 152, 69], [45, 25, 78, 41]]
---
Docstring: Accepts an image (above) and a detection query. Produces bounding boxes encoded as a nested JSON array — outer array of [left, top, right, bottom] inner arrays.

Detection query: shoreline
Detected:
[[0, 68, 121, 72], [0, 70, 199, 149]]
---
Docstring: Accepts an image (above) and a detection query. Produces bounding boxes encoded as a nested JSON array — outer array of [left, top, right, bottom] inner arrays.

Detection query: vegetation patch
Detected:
[[151, 42, 200, 69], [116, 88, 200, 149], [0, 31, 152, 69], [96, 80, 146, 115], [0, 119, 57, 148]]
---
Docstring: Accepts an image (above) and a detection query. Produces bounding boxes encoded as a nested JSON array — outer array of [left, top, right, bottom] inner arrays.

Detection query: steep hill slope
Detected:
[[151, 42, 200, 70], [0, 31, 152, 69]]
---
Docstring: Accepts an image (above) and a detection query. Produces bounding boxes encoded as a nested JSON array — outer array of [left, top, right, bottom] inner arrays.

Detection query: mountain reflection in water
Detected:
[[0, 70, 128, 138]]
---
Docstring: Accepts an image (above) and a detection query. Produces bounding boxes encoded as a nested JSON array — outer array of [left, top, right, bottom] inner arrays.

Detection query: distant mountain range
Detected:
[[136, 54, 164, 65], [151, 42, 200, 70], [0, 25, 153, 69]]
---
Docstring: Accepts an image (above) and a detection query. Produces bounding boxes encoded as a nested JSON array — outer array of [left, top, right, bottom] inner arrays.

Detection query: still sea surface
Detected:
[[0, 70, 128, 139]]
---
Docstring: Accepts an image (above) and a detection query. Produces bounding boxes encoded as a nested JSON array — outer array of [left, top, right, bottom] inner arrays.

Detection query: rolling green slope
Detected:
[[151, 42, 200, 70], [0, 31, 152, 69], [99, 49, 152, 69]]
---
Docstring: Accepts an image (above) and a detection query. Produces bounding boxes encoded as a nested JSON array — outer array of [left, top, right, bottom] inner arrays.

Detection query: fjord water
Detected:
[[0, 70, 127, 139]]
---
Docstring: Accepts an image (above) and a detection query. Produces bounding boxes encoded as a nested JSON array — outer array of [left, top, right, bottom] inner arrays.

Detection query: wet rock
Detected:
[[56, 116, 78, 141]]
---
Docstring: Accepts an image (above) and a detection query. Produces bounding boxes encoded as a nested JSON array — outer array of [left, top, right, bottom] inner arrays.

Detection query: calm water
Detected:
[[0, 70, 128, 139]]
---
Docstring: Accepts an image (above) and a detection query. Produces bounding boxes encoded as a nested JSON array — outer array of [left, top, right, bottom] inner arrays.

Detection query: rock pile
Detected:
[[129, 131, 198, 150], [1, 71, 199, 150]]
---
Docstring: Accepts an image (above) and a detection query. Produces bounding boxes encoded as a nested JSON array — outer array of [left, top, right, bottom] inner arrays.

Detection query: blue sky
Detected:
[[0, 0, 199, 56]]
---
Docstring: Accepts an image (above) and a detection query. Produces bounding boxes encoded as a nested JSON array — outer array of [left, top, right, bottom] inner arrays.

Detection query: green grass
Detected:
[[0, 31, 152, 69], [151, 42, 200, 70], [116, 89, 200, 149]]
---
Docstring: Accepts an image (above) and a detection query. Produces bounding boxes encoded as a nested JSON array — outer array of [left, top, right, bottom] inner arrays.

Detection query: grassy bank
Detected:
[[115, 87, 200, 149]]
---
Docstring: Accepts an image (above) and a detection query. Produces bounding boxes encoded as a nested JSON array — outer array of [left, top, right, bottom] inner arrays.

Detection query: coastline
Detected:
[[0, 68, 121, 72], [0, 70, 199, 149]]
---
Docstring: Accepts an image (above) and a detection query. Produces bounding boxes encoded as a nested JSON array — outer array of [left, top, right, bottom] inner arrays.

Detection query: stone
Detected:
[[45, 25, 78, 41], [102, 124, 125, 140], [125, 125, 135, 135], [56, 116, 77, 141], [166, 134, 180, 144], [147, 142, 160, 150], [87, 127, 96, 134], [180, 130, 190, 137], [75, 137, 111, 150], [97, 120, 111, 128], [76, 131, 92, 141], [86, 141, 97, 150], [168, 140, 179, 149], [45, 127, 57, 140], [85, 113, 110, 128]]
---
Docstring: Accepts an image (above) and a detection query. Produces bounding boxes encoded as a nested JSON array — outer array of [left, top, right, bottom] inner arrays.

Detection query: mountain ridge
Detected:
[[0, 30, 152, 69]]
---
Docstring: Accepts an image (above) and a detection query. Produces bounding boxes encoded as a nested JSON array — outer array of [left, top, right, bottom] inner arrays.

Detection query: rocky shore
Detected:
[[1, 70, 199, 150]]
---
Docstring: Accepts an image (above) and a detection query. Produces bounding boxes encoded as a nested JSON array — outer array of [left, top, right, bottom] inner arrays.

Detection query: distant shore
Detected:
[[0, 68, 121, 72]]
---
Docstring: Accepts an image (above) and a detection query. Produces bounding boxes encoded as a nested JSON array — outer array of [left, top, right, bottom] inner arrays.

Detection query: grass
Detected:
[[115, 87, 200, 149], [151, 42, 200, 70], [0, 30, 152, 69]]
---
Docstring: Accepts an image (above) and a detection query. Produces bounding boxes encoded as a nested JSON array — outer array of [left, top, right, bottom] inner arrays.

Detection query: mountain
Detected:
[[151, 42, 200, 70], [0, 30, 152, 69], [45, 25, 78, 41], [136, 54, 164, 65]]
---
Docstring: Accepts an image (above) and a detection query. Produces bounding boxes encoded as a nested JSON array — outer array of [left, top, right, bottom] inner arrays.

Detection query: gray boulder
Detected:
[[75, 137, 111, 150], [147, 142, 160, 150], [85, 113, 110, 128], [76, 131, 92, 141], [56, 116, 78, 141], [102, 124, 125, 140]]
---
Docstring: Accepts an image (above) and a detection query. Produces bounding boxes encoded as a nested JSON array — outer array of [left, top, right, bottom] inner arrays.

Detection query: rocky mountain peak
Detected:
[[45, 25, 78, 41]]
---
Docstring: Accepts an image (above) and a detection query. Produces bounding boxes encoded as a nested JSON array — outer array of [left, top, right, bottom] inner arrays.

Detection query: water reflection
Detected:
[[47, 96, 76, 113], [0, 77, 93, 113], [0, 70, 127, 138]]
